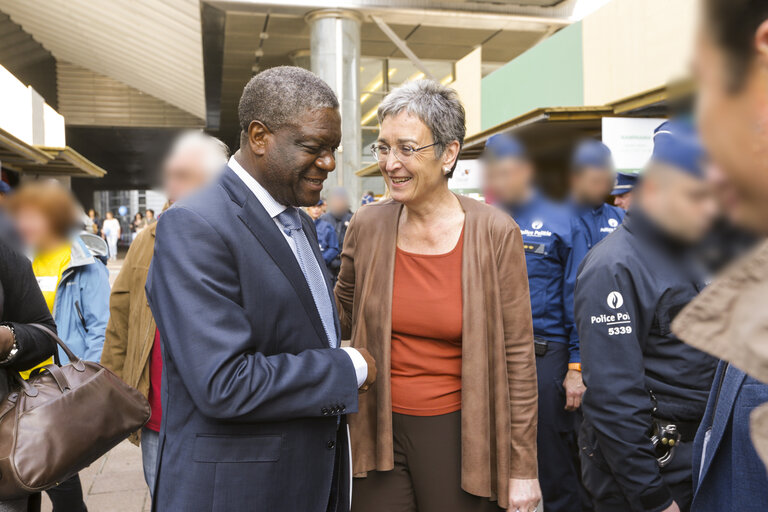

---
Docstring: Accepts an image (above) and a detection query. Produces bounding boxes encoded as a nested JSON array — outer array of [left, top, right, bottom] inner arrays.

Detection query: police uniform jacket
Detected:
[[313, 218, 340, 266], [509, 192, 577, 361], [565, 201, 625, 361], [574, 208, 717, 508]]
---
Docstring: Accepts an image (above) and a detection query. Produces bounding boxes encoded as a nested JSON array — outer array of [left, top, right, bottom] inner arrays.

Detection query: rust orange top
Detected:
[[390, 227, 464, 416]]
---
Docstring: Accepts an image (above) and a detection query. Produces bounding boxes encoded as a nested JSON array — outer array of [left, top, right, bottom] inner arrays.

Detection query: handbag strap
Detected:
[[28, 323, 85, 372]]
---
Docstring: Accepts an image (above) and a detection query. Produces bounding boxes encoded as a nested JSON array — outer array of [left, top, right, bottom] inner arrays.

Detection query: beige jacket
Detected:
[[671, 240, 768, 467], [335, 196, 538, 509], [100, 222, 158, 445]]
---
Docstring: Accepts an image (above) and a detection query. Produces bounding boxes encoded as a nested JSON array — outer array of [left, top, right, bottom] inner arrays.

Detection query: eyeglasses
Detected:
[[370, 142, 438, 162]]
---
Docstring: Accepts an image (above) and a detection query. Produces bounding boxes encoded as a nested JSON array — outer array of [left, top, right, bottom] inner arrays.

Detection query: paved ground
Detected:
[[42, 251, 151, 512], [41, 441, 151, 512]]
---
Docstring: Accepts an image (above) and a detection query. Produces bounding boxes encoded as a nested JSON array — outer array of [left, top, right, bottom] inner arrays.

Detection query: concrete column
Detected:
[[306, 9, 362, 206]]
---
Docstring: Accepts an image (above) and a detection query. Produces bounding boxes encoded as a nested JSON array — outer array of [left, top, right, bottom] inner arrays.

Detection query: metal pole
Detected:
[[306, 9, 362, 205]]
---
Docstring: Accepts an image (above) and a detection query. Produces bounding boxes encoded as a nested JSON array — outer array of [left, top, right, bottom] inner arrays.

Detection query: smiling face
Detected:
[[246, 107, 341, 207], [376, 111, 458, 206]]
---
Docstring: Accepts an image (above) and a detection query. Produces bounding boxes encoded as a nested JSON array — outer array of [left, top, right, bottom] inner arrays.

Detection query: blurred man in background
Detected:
[[568, 140, 625, 263], [361, 190, 375, 205], [575, 121, 719, 512], [611, 172, 638, 211], [306, 199, 340, 279], [100, 131, 229, 496], [670, 1, 768, 509], [320, 187, 352, 279], [483, 133, 583, 512]]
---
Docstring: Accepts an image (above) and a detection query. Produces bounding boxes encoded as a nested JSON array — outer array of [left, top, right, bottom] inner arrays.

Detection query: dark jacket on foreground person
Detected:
[[0, 236, 58, 401], [575, 209, 718, 511], [145, 168, 359, 512], [673, 240, 768, 507], [335, 195, 538, 509], [688, 362, 768, 512]]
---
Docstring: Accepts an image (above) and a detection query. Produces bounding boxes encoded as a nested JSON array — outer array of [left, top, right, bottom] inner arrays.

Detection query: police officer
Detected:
[[484, 134, 585, 512], [306, 199, 340, 277], [320, 187, 353, 279], [574, 121, 719, 512], [611, 172, 638, 211], [568, 140, 625, 260]]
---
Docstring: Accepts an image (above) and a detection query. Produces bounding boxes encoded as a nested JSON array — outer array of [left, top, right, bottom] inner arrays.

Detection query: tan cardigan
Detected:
[[335, 195, 538, 509], [100, 222, 158, 445]]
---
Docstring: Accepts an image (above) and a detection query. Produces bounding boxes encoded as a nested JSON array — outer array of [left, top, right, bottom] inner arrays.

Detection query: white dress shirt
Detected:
[[228, 156, 367, 387]]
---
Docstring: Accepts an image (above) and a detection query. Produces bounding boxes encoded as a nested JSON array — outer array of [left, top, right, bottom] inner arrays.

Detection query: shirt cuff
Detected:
[[340, 347, 368, 388]]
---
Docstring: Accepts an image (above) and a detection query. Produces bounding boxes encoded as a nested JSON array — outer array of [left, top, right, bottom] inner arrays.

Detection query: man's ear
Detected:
[[247, 120, 270, 156], [755, 19, 768, 66]]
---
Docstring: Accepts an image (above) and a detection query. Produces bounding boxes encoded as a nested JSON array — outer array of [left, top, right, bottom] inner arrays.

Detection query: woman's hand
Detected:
[[508, 478, 541, 512]]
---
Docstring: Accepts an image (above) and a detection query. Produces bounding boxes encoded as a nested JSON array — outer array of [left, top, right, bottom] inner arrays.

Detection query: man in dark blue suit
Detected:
[[146, 66, 376, 512], [688, 363, 768, 512]]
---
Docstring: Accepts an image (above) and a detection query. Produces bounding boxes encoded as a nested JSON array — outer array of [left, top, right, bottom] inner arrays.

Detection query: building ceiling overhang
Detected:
[[0, 0, 206, 120]]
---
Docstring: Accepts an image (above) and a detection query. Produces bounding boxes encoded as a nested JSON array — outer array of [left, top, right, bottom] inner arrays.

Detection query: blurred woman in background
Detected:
[[101, 211, 121, 260], [131, 212, 146, 242], [0, 224, 58, 512], [8, 181, 111, 512], [336, 80, 541, 512]]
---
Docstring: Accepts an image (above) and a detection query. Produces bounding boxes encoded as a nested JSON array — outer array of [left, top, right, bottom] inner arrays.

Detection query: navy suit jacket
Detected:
[[146, 167, 359, 512], [691, 361, 768, 511]]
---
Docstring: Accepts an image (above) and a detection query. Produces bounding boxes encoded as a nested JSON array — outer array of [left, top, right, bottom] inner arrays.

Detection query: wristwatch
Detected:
[[0, 324, 18, 364], [568, 362, 582, 372]]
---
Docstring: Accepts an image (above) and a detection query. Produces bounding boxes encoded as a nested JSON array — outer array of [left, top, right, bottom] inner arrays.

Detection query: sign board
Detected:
[[602, 117, 666, 174], [449, 159, 483, 194]]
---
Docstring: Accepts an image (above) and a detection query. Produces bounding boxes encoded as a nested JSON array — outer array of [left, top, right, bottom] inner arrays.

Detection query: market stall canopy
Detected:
[[0, 126, 49, 165], [0, 127, 106, 178]]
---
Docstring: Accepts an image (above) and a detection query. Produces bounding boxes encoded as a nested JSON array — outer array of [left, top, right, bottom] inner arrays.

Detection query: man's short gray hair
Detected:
[[238, 66, 339, 135], [167, 130, 229, 177], [377, 79, 466, 177]]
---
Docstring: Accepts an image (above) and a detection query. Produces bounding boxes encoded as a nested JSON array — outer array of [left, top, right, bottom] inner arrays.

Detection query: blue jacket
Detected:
[[564, 200, 625, 361], [53, 237, 110, 363], [691, 362, 768, 512], [145, 167, 359, 512], [314, 218, 340, 266], [569, 201, 625, 260], [575, 209, 717, 510], [507, 193, 577, 359]]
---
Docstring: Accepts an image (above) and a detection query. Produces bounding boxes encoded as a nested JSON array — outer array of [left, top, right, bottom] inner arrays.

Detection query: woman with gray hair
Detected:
[[336, 79, 541, 512]]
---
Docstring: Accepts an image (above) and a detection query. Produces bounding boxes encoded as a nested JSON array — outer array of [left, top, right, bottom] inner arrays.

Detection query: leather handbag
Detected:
[[0, 323, 151, 500]]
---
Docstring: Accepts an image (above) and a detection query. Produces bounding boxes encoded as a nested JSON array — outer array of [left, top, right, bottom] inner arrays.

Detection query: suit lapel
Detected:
[[699, 365, 747, 483], [221, 169, 330, 348]]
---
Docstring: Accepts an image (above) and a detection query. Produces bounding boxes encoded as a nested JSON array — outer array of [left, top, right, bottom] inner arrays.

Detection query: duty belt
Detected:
[[647, 390, 699, 467]]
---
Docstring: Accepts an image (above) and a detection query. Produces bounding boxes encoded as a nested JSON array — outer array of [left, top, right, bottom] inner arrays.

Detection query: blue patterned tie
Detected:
[[276, 207, 337, 348]]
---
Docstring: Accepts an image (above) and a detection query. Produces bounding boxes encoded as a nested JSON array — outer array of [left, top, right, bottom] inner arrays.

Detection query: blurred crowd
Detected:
[[1, 1, 768, 512]]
